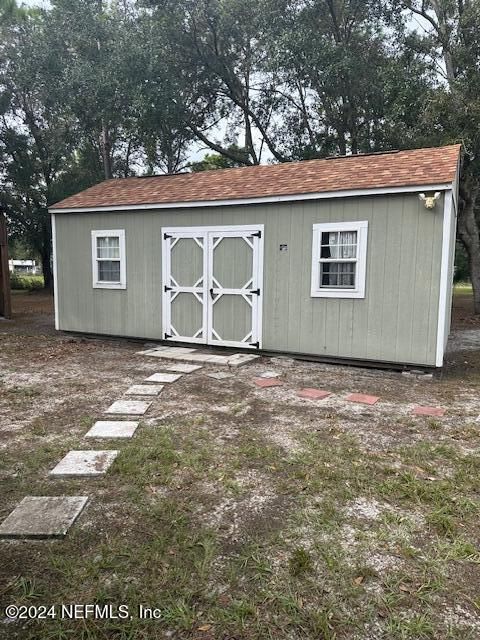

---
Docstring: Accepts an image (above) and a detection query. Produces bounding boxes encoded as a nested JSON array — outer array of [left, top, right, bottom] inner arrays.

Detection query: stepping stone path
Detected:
[[412, 406, 446, 417], [85, 421, 139, 439], [137, 345, 259, 367], [3, 344, 451, 540], [126, 384, 164, 396], [228, 353, 260, 367], [162, 363, 203, 373], [269, 356, 295, 367], [207, 371, 234, 380], [345, 393, 379, 405], [1, 347, 205, 540], [49, 450, 119, 478], [298, 388, 331, 400], [145, 372, 183, 384], [0, 496, 88, 539], [105, 400, 152, 415], [254, 377, 284, 388], [138, 347, 196, 356]]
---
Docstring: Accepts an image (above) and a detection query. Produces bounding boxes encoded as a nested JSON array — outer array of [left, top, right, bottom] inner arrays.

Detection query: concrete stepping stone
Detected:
[[145, 372, 183, 383], [0, 496, 88, 539], [345, 393, 379, 405], [228, 353, 260, 367], [139, 349, 258, 368], [178, 353, 230, 364], [207, 371, 234, 380], [270, 356, 295, 367], [163, 363, 203, 373], [412, 406, 446, 417], [49, 450, 119, 478], [138, 347, 196, 357], [254, 377, 284, 388], [85, 421, 139, 439], [105, 400, 152, 415], [136, 348, 166, 355], [298, 388, 332, 400], [126, 384, 164, 396], [259, 370, 281, 378]]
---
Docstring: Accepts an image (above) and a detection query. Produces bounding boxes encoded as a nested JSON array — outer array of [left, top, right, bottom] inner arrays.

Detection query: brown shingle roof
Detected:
[[51, 145, 460, 211]]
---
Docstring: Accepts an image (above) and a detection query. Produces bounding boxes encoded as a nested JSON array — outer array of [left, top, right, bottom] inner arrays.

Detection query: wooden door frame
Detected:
[[0, 213, 12, 319]]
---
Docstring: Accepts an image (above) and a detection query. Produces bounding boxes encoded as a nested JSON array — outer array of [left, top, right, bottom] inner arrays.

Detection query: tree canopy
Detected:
[[0, 0, 478, 308]]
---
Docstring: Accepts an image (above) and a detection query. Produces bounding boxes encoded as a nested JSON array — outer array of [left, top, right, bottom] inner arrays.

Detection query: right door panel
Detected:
[[207, 229, 263, 349]]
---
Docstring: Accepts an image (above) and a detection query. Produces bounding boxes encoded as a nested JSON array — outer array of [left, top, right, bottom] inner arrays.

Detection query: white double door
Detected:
[[162, 225, 264, 349]]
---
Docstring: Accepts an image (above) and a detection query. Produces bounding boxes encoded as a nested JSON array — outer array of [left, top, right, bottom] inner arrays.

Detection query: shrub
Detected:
[[10, 272, 44, 291]]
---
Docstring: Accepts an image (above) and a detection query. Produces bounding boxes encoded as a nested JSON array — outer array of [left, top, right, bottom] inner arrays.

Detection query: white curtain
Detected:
[[337, 231, 357, 258]]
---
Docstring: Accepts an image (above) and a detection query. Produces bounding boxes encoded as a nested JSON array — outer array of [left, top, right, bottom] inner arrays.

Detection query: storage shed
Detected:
[[50, 144, 461, 368]]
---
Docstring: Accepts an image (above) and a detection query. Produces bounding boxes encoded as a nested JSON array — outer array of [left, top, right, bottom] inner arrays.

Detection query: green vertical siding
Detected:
[[54, 192, 445, 366]]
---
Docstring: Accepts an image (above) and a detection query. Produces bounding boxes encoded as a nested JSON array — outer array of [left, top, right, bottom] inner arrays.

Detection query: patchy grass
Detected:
[[289, 547, 314, 576], [1, 293, 480, 639]]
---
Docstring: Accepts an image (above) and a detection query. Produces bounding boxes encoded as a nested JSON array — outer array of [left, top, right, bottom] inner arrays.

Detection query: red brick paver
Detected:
[[254, 378, 284, 388], [412, 406, 446, 417], [345, 393, 379, 405], [298, 388, 332, 400]]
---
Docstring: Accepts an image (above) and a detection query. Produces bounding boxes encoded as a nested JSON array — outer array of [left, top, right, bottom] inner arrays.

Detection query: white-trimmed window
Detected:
[[91, 230, 126, 289], [311, 221, 368, 298]]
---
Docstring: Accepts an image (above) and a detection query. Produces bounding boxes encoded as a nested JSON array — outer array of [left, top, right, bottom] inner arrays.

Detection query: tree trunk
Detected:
[[40, 246, 53, 291], [40, 220, 53, 291], [469, 249, 480, 314], [100, 123, 113, 179], [0, 213, 12, 318], [458, 187, 480, 314]]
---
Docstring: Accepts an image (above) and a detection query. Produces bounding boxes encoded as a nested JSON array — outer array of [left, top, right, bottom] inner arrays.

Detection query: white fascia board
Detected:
[[49, 182, 453, 214], [436, 189, 454, 367]]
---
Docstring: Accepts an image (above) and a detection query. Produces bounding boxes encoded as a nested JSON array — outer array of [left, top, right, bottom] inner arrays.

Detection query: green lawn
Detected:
[[454, 282, 473, 295]]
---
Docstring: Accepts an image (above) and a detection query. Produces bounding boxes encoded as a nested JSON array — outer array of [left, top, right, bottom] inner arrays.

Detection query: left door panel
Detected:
[[162, 231, 207, 343]]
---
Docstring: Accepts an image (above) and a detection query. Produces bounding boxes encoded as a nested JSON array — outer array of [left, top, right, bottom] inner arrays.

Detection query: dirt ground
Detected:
[[1, 290, 480, 640]]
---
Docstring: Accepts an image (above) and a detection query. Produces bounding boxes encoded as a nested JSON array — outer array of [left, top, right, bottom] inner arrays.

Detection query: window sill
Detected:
[[93, 282, 126, 290], [311, 289, 365, 299]]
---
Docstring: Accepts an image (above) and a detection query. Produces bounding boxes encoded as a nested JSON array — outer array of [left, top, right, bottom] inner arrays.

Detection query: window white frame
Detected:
[[91, 229, 126, 289], [311, 221, 368, 299]]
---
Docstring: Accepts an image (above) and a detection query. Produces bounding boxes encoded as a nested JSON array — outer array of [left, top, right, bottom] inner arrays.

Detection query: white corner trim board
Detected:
[[49, 183, 454, 214], [51, 213, 59, 330], [436, 189, 454, 367]]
